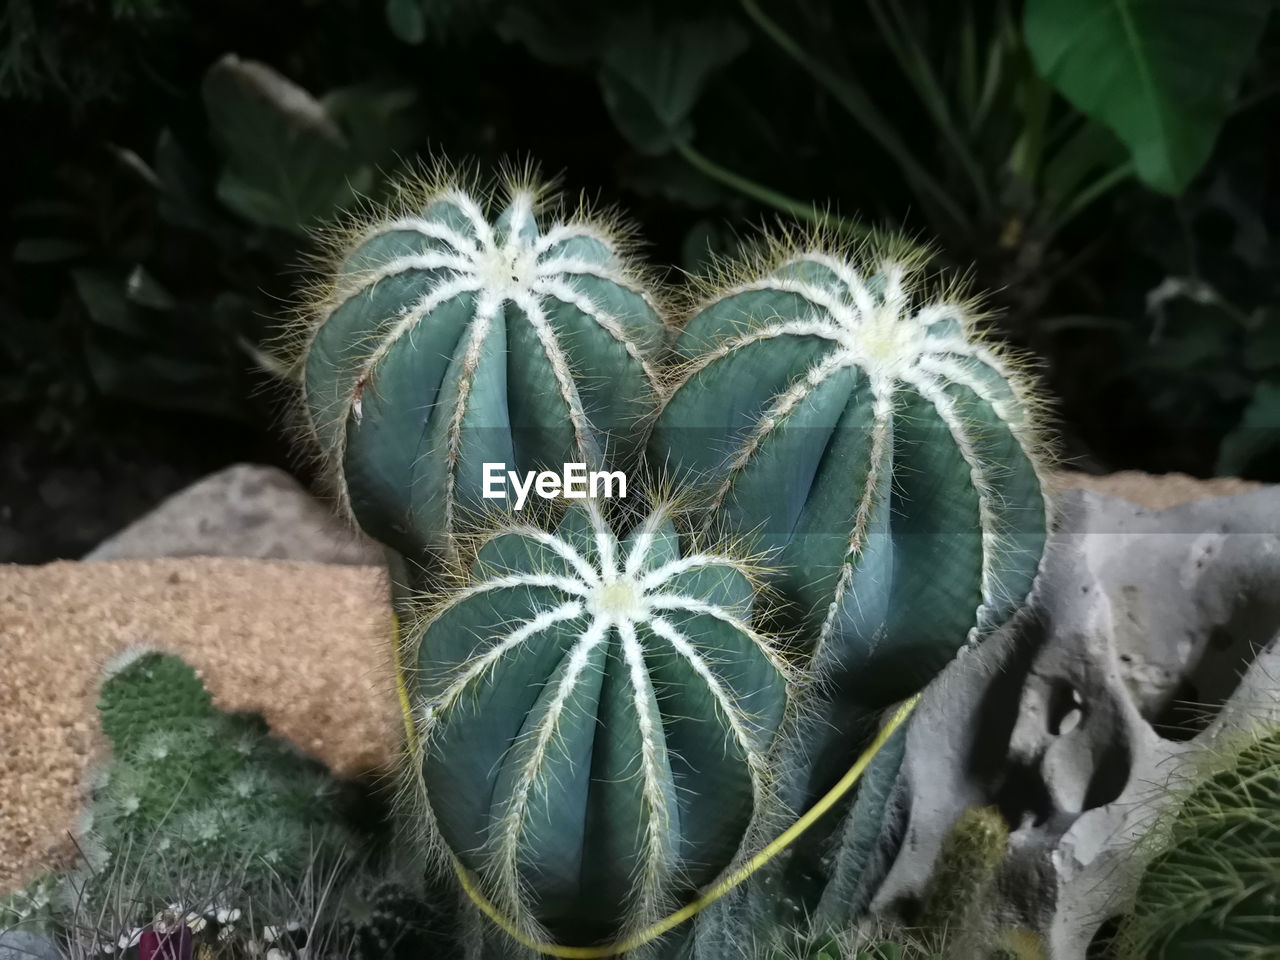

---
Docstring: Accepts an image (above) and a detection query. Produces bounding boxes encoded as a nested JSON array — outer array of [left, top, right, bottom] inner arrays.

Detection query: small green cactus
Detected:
[[4, 651, 453, 959], [403, 500, 791, 946], [290, 167, 664, 560], [1116, 728, 1280, 960], [85, 651, 350, 889], [918, 806, 1009, 936], [986, 928, 1045, 960]]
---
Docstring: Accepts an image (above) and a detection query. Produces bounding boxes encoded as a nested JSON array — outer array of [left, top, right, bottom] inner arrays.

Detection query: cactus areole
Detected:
[[296, 178, 662, 559], [406, 502, 789, 945], [650, 248, 1049, 708]]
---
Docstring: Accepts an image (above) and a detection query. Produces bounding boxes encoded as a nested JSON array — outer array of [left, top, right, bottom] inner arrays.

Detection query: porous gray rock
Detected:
[[873, 484, 1280, 959], [0, 929, 60, 960], [83, 464, 381, 565]]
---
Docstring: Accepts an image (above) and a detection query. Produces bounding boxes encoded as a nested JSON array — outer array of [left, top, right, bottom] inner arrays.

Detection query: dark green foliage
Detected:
[[0, 0, 182, 103], [1024, 0, 1270, 194], [5, 0, 1279, 496]]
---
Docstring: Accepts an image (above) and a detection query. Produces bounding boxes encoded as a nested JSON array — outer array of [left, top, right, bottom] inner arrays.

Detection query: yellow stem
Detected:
[[450, 694, 922, 957]]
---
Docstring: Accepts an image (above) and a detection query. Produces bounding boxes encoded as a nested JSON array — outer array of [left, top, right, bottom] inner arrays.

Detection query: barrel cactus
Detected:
[[649, 240, 1049, 815], [402, 500, 792, 948], [290, 168, 664, 560], [650, 241, 1049, 704], [649, 240, 1050, 933]]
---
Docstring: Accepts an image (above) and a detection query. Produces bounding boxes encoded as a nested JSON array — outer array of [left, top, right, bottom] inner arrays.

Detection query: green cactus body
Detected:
[[89, 652, 349, 887], [406, 501, 790, 946], [649, 247, 1048, 710], [1117, 730, 1280, 960], [296, 178, 663, 559], [921, 808, 1008, 942], [811, 722, 909, 928]]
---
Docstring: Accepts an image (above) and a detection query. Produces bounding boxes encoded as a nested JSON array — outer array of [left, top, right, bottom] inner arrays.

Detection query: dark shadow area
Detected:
[[1148, 589, 1280, 740]]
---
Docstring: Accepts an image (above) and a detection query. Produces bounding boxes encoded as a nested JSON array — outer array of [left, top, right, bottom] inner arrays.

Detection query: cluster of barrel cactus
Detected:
[[288, 164, 1052, 958]]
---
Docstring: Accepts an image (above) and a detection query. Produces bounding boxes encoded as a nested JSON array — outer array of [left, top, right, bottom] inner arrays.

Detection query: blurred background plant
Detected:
[[2, 0, 1277, 563]]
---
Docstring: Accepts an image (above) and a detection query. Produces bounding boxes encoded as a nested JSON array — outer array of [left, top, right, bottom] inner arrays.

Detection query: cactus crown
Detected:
[[284, 162, 665, 558], [401, 499, 794, 945]]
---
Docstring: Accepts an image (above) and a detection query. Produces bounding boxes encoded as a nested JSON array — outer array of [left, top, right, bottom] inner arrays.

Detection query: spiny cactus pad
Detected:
[[294, 173, 663, 558], [406, 502, 790, 944], [650, 244, 1048, 708]]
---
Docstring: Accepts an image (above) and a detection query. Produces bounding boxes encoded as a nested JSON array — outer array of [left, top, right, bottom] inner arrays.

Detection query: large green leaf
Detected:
[[385, 0, 426, 44], [202, 55, 372, 234], [599, 16, 748, 155], [1024, 0, 1269, 195]]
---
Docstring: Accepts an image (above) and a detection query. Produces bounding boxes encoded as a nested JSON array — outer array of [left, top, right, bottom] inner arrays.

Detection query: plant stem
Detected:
[[739, 0, 968, 227], [1047, 160, 1134, 238], [866, 0, 992, 214], [674, 140, 871, 238]]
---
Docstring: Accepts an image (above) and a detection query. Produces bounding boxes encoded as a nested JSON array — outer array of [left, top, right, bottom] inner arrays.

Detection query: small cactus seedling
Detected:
[[86, 651, 353, 900], [917, 806, 1009, 936], [290, 167, 664, 560], [402, 500, 791, 947]]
